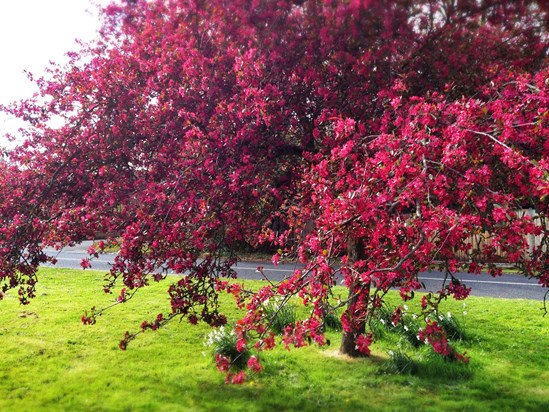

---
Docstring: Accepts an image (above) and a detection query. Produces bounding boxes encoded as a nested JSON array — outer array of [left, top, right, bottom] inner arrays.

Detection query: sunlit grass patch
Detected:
[[0, 268, 546, 411]]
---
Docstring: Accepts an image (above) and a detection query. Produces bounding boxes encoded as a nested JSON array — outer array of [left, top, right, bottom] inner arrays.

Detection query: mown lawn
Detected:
[[0, 268, 547, 411]]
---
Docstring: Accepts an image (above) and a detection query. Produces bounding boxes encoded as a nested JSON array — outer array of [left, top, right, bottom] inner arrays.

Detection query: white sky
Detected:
[[0, 0, 112, 147]]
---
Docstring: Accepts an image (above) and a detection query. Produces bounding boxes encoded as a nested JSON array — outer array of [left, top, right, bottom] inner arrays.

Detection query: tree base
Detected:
[[340, 332, 368, 358]]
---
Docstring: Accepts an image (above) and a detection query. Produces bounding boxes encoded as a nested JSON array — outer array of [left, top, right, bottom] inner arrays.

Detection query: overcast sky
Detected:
[[0, 0, 112, 147]]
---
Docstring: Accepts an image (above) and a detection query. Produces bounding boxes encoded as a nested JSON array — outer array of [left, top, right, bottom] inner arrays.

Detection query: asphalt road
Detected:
[[43, 241, 546, 301]]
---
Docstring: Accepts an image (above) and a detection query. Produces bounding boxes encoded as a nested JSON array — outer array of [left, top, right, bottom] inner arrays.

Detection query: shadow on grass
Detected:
[[192, 379, 369, 412], [413, 353, 475, 381], [381, 348, 475, 381]]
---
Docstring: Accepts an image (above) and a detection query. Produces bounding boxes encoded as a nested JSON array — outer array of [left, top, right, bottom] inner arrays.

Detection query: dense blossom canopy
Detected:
[[1, 0, 548, 378]]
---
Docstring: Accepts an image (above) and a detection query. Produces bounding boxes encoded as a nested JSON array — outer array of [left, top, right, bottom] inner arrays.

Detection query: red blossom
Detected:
[[215, 353, 230, 373], [236, 338, 247, 353], [247, 356, 263, 373], [355, 334, 373, 356], [117, 288, 127, 303], [448, 281, 472, 301], [226, 370, 246, 385]]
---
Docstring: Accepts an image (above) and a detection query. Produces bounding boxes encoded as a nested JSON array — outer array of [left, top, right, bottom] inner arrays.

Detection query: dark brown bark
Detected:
[[340, 236, 370, 357], [340, 294, 367, 357]]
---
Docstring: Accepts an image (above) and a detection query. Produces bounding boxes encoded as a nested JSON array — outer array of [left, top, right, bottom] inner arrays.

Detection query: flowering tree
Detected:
[[1, 0, 548, 381]]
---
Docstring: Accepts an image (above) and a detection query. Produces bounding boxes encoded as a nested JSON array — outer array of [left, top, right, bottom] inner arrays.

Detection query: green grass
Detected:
[[0, 268, 547, 411]]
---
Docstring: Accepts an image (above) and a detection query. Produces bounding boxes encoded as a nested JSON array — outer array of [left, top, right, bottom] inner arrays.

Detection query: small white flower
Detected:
[[447, 312, 452, 318], [380, 319, 385, 324], [404, 325, 409, 331], [403, 305, 409, 311], [412, 314, 418, 319], [463, 311, 467, 316], [388, 350, 394, 356]]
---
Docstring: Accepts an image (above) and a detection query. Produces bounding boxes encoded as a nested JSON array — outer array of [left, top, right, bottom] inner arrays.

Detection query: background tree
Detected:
[[0, 0, 547, 379]]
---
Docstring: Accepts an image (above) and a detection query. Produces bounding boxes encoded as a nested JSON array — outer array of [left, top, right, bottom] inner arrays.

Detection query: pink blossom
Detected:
[[247, 356, 263, 373]]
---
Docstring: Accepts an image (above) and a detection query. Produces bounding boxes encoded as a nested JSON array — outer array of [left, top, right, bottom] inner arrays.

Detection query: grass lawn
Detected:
[[0, 268, 547, 411]]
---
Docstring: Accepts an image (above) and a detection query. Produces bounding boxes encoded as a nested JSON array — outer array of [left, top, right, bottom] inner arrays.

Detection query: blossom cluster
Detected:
[[0, 0, 546, 383]]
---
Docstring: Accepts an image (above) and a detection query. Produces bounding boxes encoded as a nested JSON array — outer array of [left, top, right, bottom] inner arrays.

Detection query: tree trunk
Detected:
[[340, 236, 369, 357], [340, 290, 367, 357]]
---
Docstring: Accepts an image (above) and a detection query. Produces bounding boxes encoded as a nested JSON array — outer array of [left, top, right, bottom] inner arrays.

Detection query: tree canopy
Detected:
[[1, 0, 548, 381]]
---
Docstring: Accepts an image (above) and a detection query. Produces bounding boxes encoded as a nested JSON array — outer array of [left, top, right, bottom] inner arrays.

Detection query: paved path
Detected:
[[43, 241, 546, 301]]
